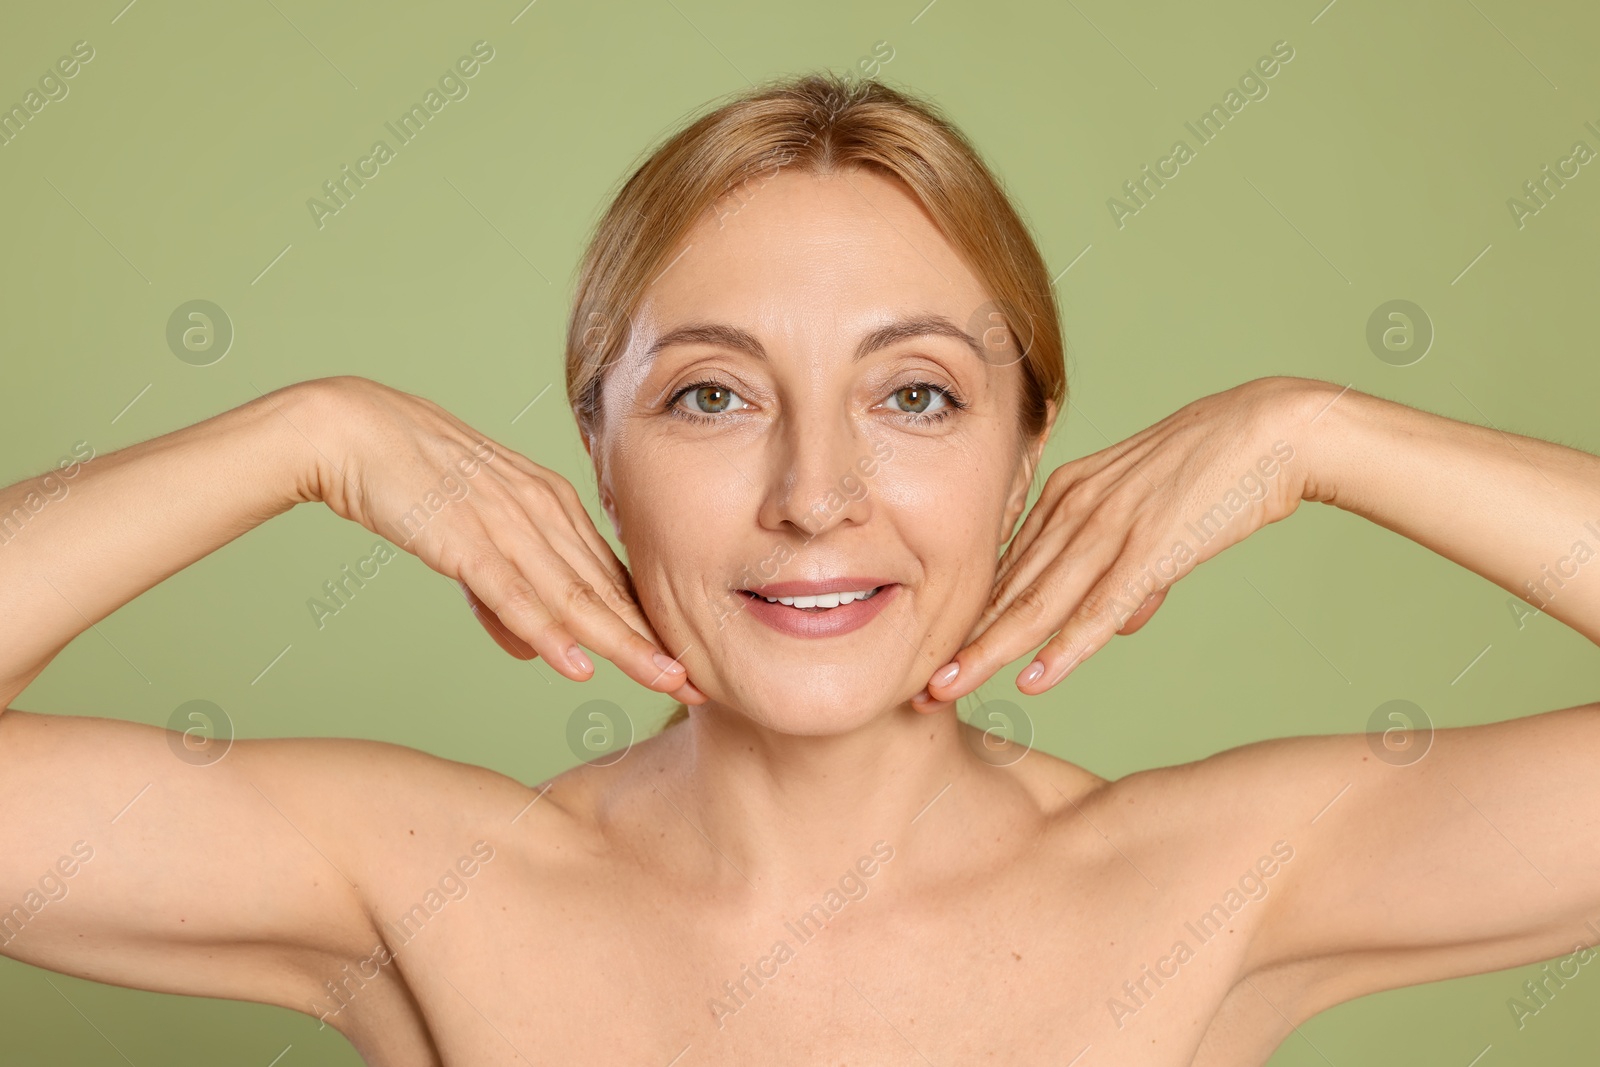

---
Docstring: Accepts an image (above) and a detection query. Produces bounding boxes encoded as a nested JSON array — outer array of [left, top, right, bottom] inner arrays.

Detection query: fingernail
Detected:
[[653, 652, 686, 675], [931, 662, 960, 688], [1019, 660, 1045, 687], [912, 688, 930, 705], [567, 644, 594, 673]]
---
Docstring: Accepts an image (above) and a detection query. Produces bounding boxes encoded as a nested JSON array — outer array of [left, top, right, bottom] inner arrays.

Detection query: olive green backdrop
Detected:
[[2, 0, 1597, 1062]]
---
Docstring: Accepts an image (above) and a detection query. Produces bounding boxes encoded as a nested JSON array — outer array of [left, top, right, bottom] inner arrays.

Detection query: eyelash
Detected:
[[665, 378, 968, 426]]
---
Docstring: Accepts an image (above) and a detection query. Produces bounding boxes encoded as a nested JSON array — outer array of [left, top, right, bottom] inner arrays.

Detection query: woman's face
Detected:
[[588, 167, 1050, 735]]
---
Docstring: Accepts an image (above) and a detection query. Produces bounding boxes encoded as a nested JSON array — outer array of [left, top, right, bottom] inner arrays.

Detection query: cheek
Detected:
[[610, 454, 748, 630], [882, 424, 1017, 533], [872, 435, 1017, 607]]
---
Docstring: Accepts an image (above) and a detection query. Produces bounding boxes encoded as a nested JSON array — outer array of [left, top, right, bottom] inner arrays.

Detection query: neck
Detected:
[[653, 696, 1003, 892]]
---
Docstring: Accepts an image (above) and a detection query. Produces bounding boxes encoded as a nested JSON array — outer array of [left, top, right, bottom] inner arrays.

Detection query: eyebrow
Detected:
[[642, 314, 986, 367]]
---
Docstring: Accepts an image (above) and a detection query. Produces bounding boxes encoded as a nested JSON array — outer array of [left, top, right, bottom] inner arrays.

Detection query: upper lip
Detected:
[[741, 577, 896, 598]]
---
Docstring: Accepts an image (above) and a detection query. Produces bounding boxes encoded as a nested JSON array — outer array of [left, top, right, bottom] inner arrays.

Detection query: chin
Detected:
[[701, 667, 910, 737]]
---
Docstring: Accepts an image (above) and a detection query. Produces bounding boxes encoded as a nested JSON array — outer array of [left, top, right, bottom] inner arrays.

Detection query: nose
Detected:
[[757, 413, 875, 539]]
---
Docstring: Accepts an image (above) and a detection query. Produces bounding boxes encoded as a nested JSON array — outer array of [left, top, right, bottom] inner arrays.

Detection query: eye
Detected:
[[884, 380, 965, 423], [669, 379, 749, 421]]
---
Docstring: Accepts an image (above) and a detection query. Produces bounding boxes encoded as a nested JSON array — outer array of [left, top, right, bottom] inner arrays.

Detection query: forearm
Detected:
[[0, 382, 327, 705], [1296, 379, 1600, 646]]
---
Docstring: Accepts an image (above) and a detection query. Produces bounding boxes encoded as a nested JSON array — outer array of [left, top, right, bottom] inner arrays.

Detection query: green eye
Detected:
[[887, 382, 954, 418], [676, 383, 745, 416], [891, 385, 937, 413]]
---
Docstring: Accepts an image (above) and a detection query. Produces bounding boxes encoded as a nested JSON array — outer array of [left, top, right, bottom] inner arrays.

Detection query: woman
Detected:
[[1, 72, 1597, 1066]]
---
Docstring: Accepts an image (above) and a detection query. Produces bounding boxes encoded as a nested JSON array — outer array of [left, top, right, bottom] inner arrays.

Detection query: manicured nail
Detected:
[[567, 644, 594, 673], [653, 652, 686, 675], [1018, 660, 1045, 687], [912, 688, 930, 705], [931, 662, 960, 688]]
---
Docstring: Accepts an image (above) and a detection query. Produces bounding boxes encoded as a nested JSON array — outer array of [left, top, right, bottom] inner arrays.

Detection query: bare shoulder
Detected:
[[395, 727, 683, 877], [1028, 729, 1368, 953], [1083, 730, 1368, 833]]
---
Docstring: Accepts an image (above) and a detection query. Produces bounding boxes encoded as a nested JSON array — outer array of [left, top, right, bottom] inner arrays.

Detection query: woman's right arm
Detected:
[[0, 382, 320, 703], [0, 376, 697, 1016], [1, 376, 698, 704]]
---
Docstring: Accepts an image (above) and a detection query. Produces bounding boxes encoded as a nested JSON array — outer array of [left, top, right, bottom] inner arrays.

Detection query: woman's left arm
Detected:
[[1293, 377, 1600, 646], [928, 375, 1600, 1008]]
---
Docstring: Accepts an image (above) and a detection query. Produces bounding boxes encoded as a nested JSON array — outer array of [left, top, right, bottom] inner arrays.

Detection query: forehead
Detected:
[[633, 167, 991, 345]]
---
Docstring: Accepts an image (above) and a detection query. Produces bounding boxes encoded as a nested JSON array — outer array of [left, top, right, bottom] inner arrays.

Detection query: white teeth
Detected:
[[760, 586, 882, 608]]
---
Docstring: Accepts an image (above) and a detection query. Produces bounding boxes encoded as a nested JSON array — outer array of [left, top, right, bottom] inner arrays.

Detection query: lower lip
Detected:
[[738, 584, 901, 639]]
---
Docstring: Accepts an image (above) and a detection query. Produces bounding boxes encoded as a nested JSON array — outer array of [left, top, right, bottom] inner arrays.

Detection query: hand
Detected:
[[922, 376, 1322, 703], [300, 376, 706, 703]]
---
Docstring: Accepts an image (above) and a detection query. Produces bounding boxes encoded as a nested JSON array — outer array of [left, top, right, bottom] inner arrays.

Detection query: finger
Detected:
[[993, 477, 1070, 591], [987, 482, 1143, 642], [927, 523, 1129, 702], [978, 506, 1091, 641], [537, 510, 659, 645], [516, 518, 693, 692], [1116, 586, 1167, 635], [995, 440, 1155, 589], [982, 473, 1156, 648], [496, 529, 690, 694], [497, 479, 699, 697], [468, 567, 703, 702], [459, 579, 539, 659], [1015, 575, 1141, 695], [459, 550, 597, 681], [506, 475, 663, 648], [670, 678, 709, 704]]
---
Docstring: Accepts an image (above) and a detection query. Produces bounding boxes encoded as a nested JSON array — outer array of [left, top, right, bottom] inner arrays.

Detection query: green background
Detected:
[[2, 0, 1598, 1062]]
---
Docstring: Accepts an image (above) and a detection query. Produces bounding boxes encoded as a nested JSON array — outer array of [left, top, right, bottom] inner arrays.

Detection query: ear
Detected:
[[1000, 399, 1057, 543], [580, 424, 623, 539]]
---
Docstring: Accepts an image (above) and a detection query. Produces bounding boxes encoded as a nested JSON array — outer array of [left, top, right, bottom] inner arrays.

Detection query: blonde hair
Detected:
[[563, 71, 1067, 732]]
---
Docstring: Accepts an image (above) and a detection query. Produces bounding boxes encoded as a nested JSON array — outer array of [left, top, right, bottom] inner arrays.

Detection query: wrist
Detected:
[[259, 377, 356, 509], [1269, 376, 1357, 506]]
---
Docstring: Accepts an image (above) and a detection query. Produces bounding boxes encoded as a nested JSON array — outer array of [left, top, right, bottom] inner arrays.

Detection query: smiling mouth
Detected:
[[740, 585, 887, 611]]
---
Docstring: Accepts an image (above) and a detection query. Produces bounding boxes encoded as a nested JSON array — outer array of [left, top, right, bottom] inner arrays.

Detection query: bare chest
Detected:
[[342, 852, 1289, 1066]]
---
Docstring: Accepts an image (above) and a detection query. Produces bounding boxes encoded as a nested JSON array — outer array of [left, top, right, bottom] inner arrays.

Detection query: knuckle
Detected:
[[1075, 586, 1123, 635], [523, 476, 567, 511], [496, 576, 546, 620], [1043, 463, 1079, 494], [455, 543, 506, 586], [539, 472, 583, 509], [1012, 583, 1053, 626], [560, 576, 607, 615], [1049, 633, 1093, 670], [1076, 505, 1125, 546], [1056, 478, 1098, 516], [1101, 480, 1140, 516]]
